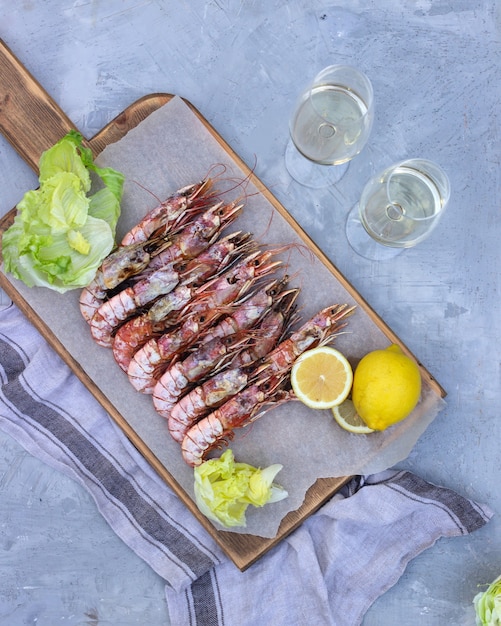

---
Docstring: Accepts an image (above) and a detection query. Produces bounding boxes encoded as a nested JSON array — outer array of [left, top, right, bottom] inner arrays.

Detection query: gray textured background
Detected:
[[0, 1, 499, 624]]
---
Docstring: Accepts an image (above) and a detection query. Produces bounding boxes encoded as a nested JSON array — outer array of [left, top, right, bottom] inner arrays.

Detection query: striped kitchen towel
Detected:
[[0, 302, 493, 626]]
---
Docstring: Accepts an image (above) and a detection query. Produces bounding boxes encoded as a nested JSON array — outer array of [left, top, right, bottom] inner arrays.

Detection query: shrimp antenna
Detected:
[[131, 179, 163, 205]]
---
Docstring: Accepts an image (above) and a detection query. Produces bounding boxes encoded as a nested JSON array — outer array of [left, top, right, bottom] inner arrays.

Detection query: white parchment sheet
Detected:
[[5, 97, 445, 537]]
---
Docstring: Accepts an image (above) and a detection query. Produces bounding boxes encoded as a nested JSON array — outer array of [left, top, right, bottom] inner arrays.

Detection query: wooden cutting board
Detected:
[[0, 38, 359, 570], [0, 38, 445, 571]]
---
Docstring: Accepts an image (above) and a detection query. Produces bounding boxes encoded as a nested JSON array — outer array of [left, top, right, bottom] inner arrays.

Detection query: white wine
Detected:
[[290, 85, 370, 165], [346, 159, 449, 259], [359, 164, 446, 248]]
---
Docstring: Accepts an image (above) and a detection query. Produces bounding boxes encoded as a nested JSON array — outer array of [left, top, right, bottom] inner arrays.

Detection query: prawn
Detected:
[[168, 368, 249, 444], [112, 285, 194, 372], [167, 287, 300, 443], [127, 249, 284, 393], [145, 199, 243, 271], [79, 238, 161, 323], [89, 265, 181, 347], [152, 332, 251, 419], [121, 178, 214, 246], [185, 248, 284, 319], [230, 287, 300, 368], [171, 231, 254, 290], [127, 311, 216, 393], [180, 303, 356, 465], [197, 276, 290, 344], [111, 231, 254, 371], [255, 303, 356, 381], [79, 199, 242, 324], [181, 382, 292, 467]]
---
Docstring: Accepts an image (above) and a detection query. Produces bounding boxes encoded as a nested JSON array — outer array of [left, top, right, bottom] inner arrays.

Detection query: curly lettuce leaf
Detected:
[[193, 449, 288, 528], [2, 131, 124, 293], [88, 186, 122, 229], [38, 172, 90, 231], [474, 574, 501, 626], [38, 130, 91, 190]]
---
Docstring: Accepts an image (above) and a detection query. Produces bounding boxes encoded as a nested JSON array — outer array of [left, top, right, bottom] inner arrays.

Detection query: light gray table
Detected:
[[0, 2, 499, 624]]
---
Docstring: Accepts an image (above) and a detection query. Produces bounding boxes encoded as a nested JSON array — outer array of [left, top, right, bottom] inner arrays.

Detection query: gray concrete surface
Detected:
[[0, 1, 499, 624]]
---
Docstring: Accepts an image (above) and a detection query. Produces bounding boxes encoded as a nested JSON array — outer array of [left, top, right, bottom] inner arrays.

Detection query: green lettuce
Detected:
[[2, 130, 124, 292], [474, 574, 501, 625], [193, 449, 288, 528]]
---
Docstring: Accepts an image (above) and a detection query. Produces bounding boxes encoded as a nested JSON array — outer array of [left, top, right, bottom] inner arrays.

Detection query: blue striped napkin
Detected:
[[0, 303, 492, 626]]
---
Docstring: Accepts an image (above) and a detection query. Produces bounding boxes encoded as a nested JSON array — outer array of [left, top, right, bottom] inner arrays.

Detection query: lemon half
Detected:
[[291, 346, 353, 410]]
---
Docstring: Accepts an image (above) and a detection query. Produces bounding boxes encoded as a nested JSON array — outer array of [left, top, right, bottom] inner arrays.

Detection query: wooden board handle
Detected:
[[0, 38, 76, 173]]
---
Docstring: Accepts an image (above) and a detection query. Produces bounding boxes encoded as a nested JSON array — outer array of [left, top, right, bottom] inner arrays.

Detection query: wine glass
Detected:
[[285, 65, 374, 188], [346, 159, 450, 260]]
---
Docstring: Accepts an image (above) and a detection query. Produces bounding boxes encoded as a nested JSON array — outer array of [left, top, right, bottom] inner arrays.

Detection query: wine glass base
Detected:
[[346, 203, 404, 261], [285, 140, 349, 188]]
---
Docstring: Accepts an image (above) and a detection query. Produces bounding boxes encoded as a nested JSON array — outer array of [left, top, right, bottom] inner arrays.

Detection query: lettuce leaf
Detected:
[[38, 131, 92, 189], [474, 574, 501, 626], [193, 449, 288, 528], [2, 131, 124, 293]]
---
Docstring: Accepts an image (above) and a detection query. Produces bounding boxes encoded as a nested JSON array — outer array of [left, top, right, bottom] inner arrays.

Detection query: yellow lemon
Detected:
[[352, 344, 421, 431], [331, 399, 375, 434], [291, 346, 353, 410]]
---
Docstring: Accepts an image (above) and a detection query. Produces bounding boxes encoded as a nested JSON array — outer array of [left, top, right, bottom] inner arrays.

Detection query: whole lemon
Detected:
[[352, 344, 421, 431]]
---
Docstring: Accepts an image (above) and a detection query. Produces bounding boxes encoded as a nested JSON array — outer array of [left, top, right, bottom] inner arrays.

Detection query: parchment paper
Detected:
[[4, 97, 445, 537]]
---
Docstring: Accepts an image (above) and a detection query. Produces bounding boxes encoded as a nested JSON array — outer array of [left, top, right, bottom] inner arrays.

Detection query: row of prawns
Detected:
[[79, 175, 356, 466]]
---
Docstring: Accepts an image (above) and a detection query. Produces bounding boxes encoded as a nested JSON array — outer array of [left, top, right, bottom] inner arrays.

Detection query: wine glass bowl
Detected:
[[346, 159, 450, 260], [286, 65, 374, 188]]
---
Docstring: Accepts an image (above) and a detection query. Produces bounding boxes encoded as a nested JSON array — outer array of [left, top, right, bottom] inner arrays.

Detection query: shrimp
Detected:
[[156, 283, 294, 426], [111, 232, 254, 372], [143, 231, 254, 327], [255, 303, 356, 380], [120, 178, 214, 246], [230, 287, 300, 367], [79, 273, 110, 324], [79, 199, 242, 324], [89, 265, 181, 347], [197, 276, 289, 344], [145, 199, 243, 271], [112, 285, 194, 372], [100, 239, 159, 286], [186, 248, 284, 318], [127, 249, 284, 393], [181, 382, 291, 467], [167, 287, 300, 442], [171, 231, 255, 290], [79, 239, 160, 323], [167, 368, 249, 444], [152, 332, 250, 419], [127, 311, 216, 393], [180, 303, 356, 466], [141, 275, 280, 380]]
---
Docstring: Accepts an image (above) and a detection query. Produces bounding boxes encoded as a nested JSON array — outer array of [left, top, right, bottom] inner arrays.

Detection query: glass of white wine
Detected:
[[285, 65, 374, 188], [346, 159, 450, 261]]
